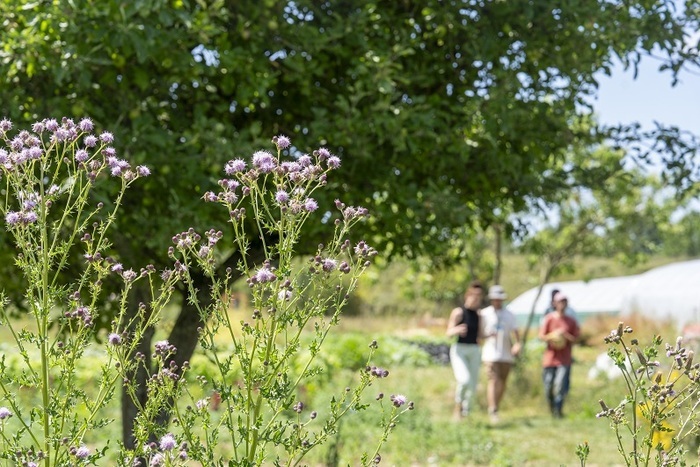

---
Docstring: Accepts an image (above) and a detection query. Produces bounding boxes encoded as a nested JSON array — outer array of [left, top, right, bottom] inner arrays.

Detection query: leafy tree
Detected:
[[661, 210, 700, 257], [517, 145, 687, 346], [1, 0, 699, 443]]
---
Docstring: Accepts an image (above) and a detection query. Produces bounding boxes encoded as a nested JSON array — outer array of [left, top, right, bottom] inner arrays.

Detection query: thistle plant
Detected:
[[594, 322, 700, 466], [146, 135, 413, 466], [0, 119, 411, 466], [0, 117, 178, 466]]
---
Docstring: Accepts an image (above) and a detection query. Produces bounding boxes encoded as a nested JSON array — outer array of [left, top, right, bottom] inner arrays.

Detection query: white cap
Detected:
[[488, 285, 507, 300]]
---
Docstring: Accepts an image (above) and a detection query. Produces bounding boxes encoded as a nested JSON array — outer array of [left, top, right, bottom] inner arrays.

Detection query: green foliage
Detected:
[[312, 334, 433, 373], [1, 0, 698, 271]]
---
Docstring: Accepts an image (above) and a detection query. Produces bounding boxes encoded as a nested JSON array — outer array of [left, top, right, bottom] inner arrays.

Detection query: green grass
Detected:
[[0, 316, 683, 466], [297, 349, 630, 466]]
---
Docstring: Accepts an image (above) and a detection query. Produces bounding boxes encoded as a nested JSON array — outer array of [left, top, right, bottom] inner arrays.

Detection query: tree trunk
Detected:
[[121, 272, 210, 447], [153, 270, 210, 430], [122, 284, 155, 449], [520, 265, 553, 349], [121, 247, 263, 446], [493, 223, 502, 285]]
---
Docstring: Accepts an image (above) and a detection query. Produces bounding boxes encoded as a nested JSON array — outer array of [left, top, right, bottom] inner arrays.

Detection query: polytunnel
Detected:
[[620, 259, 700, 326], [507, 259, 700, 328]]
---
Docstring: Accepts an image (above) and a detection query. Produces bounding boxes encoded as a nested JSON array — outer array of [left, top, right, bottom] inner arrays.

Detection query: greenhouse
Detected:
[[508, 259, 700, 328]]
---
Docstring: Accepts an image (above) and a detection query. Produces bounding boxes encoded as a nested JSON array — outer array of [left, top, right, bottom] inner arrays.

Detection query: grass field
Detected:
[[311, 313, 686, 467], [0, 313, 687, 466]]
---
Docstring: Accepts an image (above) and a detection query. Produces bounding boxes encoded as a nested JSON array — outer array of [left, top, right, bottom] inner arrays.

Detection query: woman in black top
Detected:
[[446, 280, 484, 419]]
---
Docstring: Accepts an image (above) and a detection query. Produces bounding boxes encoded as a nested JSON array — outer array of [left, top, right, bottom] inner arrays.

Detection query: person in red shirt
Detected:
[[538, 292, 580, 418]]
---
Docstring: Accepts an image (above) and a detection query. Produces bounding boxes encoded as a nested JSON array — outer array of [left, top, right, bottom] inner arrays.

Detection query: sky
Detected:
[[593, 56, 700, 217], [593, 57, 700, 136]]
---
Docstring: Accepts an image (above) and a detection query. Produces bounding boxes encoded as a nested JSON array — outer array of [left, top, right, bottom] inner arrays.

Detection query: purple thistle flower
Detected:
[[0, 118, 12, 133], [108, 333, 122, 345], [75, 149, 89, 162], [10, 136, 23, 151], [154, 340, 171, 353], [278, 290, 293, 301], [159, 433, 177, 451], [122, 269, 137, 282], [391, 394, 407, 407], [196, 398, 208, 410], [321, 258, 337, 272], [297, 155, 312, 167], [111, 263, 123, 273], [275, 190, 289, 204], [202, 191, 218, 202], [31, 121, 44, 133], [149, 453, 164, 467], [23, 211, 38, 224], [317, 147, 331, 160], [84, 135, 98, 147], [5, 211, 21, 226], [75, 446, 90, 459], [0, 407, 12, 420], [304, 198, 318, 212], [220, 191, 237, 203], [252, 150, 276, 173], [354, 241, 370, 257], [225, 159, 246, 174], [219, 179, 239, 191], [26, 135, 40, 147], [343, 206, 369, 220], [281, 161, 301, 173], [254, 266, 277, 283], [102, 147, 116, 157], [327, 156, 341, 169], [274, 135, 291, 150], [78, 118, 94, 132], [137, 166, 150, 177], [27, 146, 42, 160], [45, 119, 59, 132], [53, 128, 70, 142], [99, 131, 114, 143]]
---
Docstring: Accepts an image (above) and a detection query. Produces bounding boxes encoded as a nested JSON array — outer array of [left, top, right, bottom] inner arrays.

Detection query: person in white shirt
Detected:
[[480, 285, 521, 423]]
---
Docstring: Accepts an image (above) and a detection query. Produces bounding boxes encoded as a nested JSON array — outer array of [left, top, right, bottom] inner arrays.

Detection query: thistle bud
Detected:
[[635, 348, 647, 366]]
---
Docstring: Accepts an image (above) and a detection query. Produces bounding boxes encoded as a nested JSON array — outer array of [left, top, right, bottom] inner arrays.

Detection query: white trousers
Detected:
[[450, 343, 481, 411]]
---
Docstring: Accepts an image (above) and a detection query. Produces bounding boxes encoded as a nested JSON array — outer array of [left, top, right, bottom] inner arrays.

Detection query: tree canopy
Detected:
[[2, 0, 698, 264]]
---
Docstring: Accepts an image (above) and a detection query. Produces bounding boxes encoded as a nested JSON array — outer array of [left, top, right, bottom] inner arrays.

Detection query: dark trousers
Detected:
[[542, 365, 571, 417]]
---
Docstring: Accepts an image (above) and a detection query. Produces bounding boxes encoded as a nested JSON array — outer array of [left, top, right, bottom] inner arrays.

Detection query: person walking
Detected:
[[539, 291, 580, 418], [446, 280, 484, 419], [544, 287, 579, 322], [480, 285, 521, 423]]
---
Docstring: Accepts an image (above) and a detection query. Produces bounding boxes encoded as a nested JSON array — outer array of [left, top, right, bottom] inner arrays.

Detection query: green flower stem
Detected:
[[38, 165, 52, 467]]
